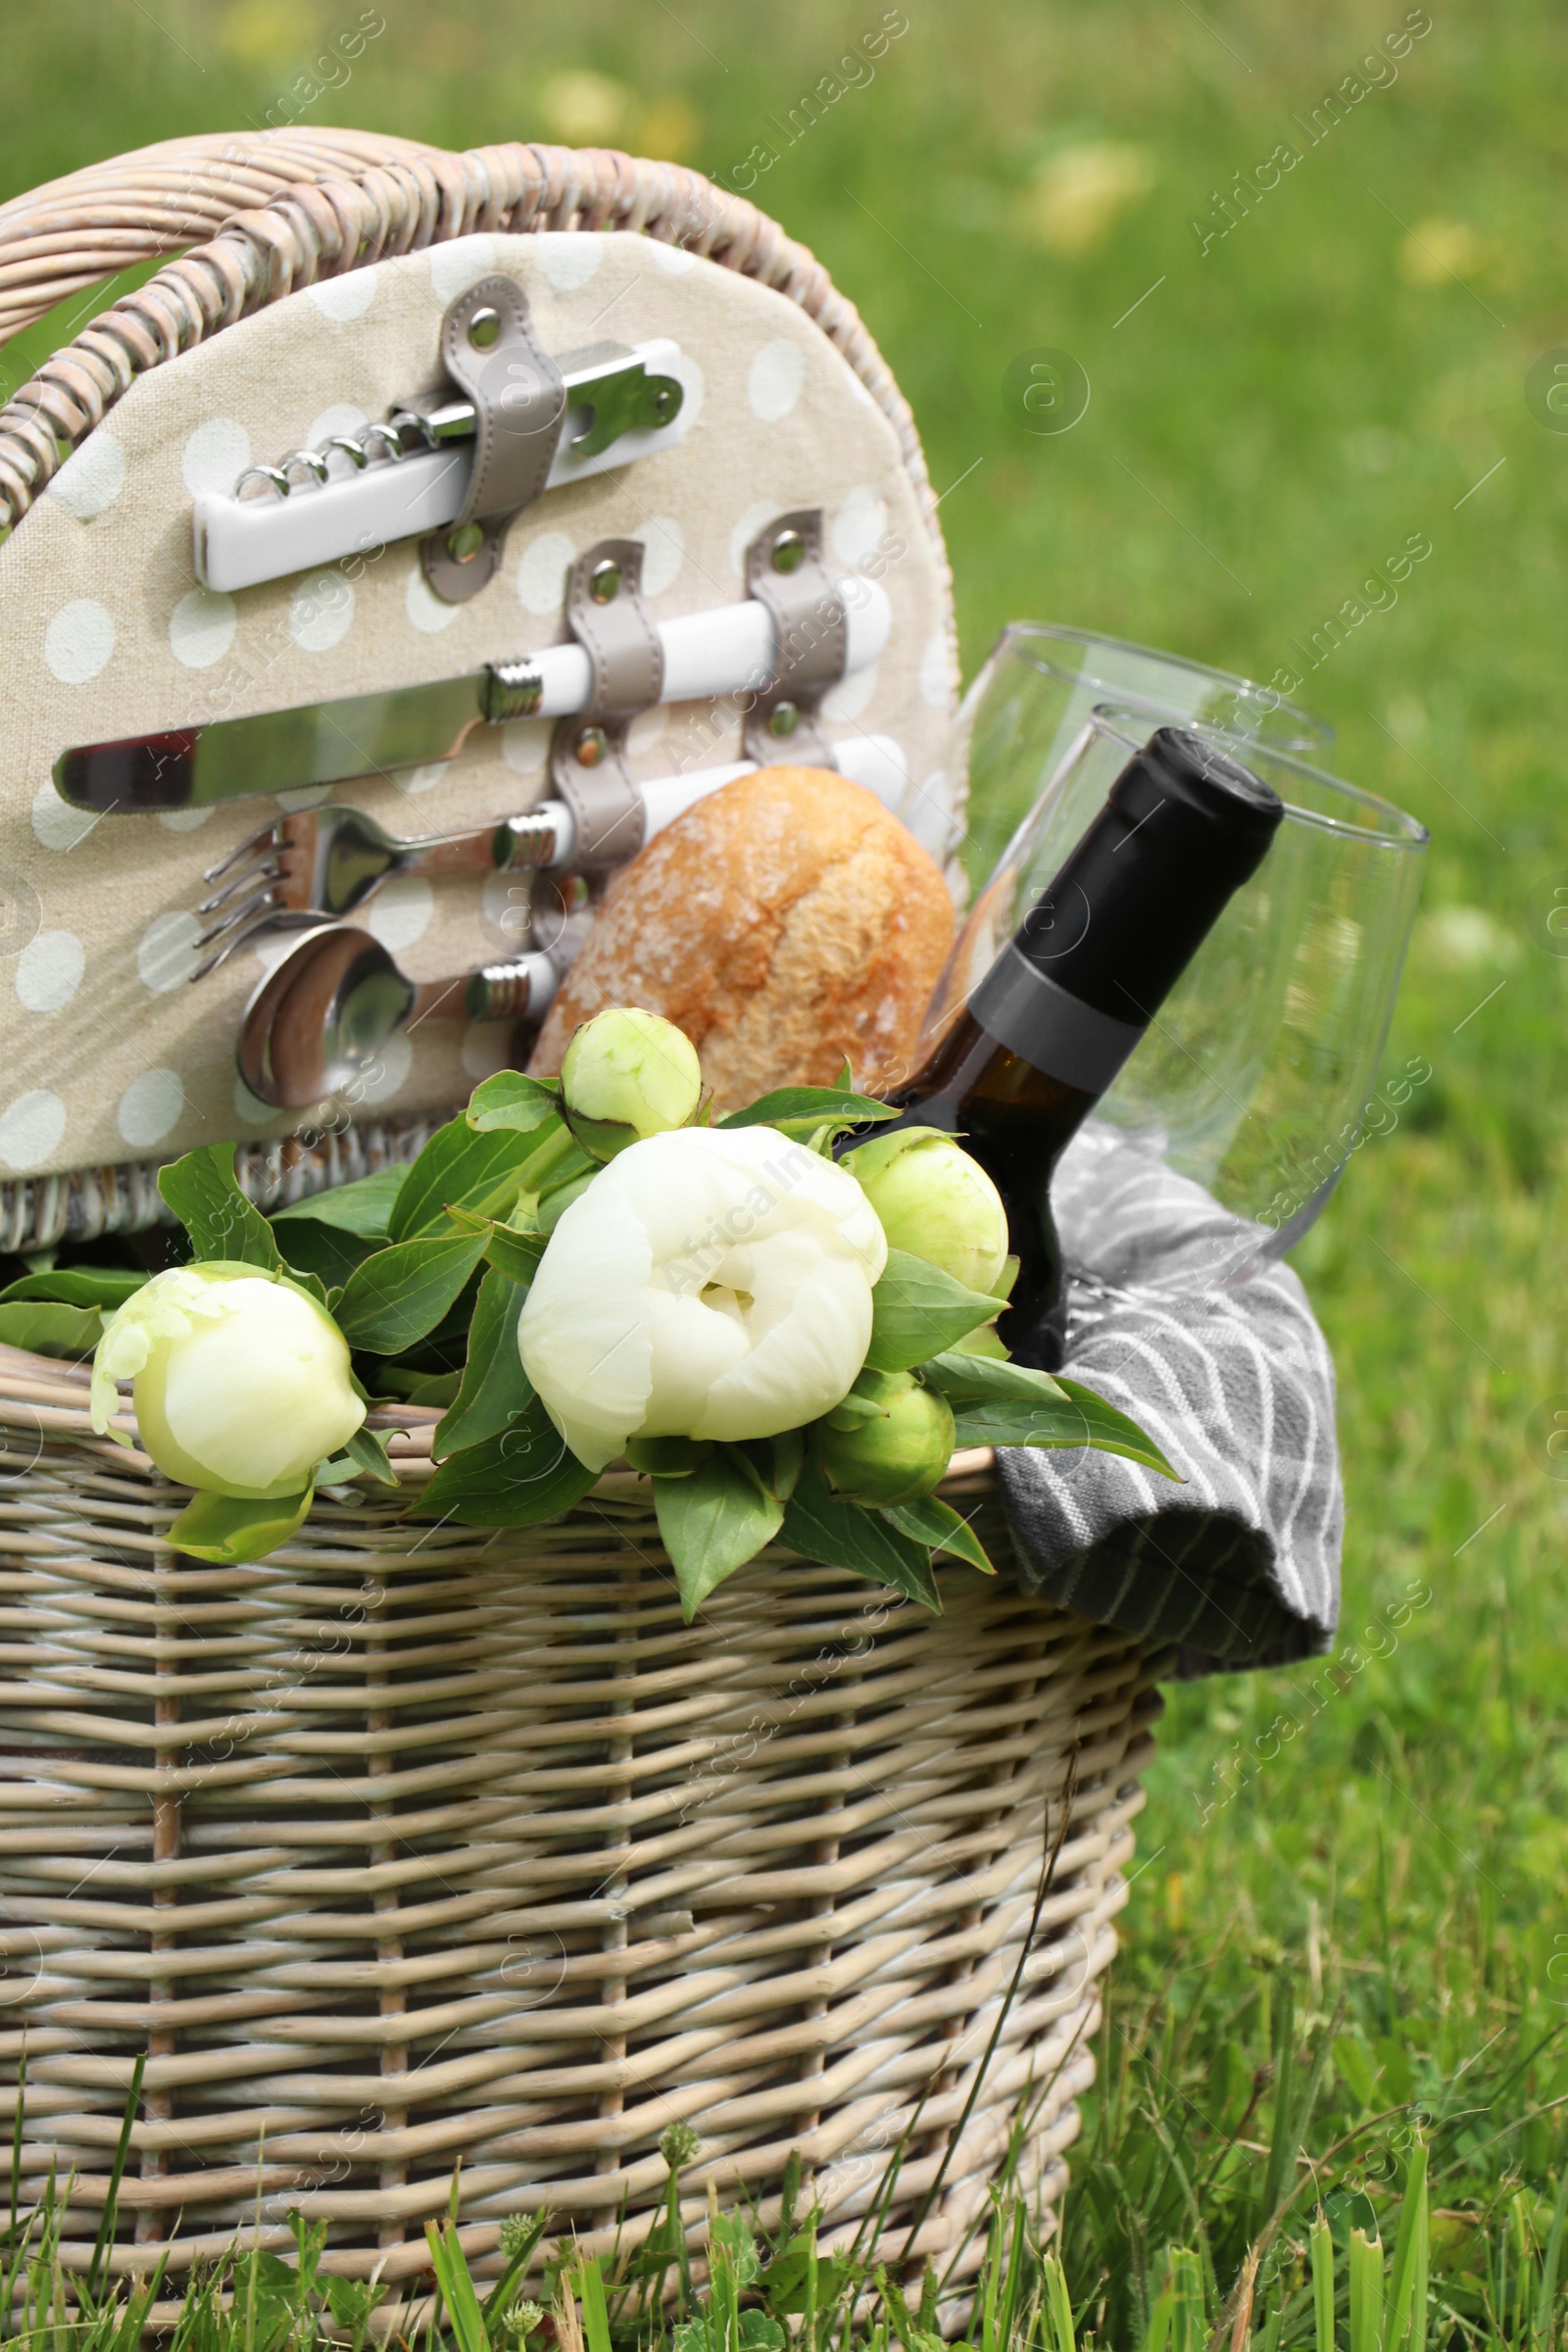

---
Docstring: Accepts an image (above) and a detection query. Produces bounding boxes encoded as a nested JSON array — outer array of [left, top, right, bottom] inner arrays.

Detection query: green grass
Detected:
[[2, 0, 1565, 2340], [0, 2095, 1479, 2352]]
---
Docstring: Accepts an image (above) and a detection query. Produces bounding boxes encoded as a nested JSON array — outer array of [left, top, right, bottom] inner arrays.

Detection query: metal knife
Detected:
[[50, 579, 894, 812]]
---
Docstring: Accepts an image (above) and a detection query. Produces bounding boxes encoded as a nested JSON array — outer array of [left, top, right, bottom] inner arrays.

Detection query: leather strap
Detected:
[[548, 538, 663, 868], [421, 275, 566, 605], [741, 508, 849, 768]]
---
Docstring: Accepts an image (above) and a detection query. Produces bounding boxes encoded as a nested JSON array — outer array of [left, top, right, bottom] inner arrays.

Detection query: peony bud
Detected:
[[90, 1265, 365, 1498], [845, 1126, 1009, 1295], [811, 1367, 956, 1506], [561, 1006, 703, 1161]]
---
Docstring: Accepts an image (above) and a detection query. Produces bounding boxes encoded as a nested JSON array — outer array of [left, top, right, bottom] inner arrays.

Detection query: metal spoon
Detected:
[[238, 923, 564, 1111]]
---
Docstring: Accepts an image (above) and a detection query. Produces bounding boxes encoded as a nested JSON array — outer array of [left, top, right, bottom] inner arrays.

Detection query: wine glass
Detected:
[[946, 622, 1334, 891], [924, 704, 1429, 1291]]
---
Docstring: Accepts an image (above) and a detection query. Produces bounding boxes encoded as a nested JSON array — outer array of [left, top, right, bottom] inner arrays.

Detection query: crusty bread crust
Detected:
[[530, 766, 955, 1113]]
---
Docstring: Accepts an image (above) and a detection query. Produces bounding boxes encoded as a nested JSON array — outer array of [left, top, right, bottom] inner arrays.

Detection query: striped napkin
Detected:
[[995, 1121, 1343, 1674]]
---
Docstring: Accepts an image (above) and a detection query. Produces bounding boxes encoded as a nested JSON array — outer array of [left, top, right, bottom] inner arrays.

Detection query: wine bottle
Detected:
[[880, 725, 1284, 1370]]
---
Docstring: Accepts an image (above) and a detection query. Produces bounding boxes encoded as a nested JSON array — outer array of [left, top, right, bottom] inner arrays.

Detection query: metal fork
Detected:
[[192, 802, 564, 979]]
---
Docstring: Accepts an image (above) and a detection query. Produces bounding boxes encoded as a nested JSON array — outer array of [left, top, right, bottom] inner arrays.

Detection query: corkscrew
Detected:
[[194, 323, 693, 596], [228, 348, 683, 503]]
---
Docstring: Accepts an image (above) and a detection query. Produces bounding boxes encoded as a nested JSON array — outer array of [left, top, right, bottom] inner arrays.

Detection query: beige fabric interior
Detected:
[[0, 229, 956, 1181]]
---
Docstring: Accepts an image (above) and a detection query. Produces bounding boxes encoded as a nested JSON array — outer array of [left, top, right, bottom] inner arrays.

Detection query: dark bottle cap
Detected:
[[1111, 725, 1284, 882], [1012, 725, 1284, 1029]]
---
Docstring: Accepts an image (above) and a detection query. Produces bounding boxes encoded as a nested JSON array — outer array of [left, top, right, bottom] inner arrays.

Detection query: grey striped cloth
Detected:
[[995, 1122, 1342, 1675]]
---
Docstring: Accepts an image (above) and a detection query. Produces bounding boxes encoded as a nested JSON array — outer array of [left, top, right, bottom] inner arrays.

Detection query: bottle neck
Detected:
[[967, 943, 1147, 1096], [886, 1006, 1100, 1152], [884, 1009, 1006, 1127], [997, 724, 1285, 1035], [880, 1005, 1095, 1375]]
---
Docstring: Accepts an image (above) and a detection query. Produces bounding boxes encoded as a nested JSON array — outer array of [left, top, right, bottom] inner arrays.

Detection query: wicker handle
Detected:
[[0, 129, 938, 549], [0, 127, 440, 345]]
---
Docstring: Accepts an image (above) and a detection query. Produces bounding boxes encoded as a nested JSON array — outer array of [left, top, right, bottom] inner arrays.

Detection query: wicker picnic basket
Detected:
[[0, 130, 1157, 2306]]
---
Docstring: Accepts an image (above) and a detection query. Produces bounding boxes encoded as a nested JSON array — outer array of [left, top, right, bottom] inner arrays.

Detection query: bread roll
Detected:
[[530, 766, 955, 1113]]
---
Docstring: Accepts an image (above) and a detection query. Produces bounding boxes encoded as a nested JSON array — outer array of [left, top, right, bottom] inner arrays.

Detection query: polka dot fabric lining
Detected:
[[0, 134, 960, 1195]]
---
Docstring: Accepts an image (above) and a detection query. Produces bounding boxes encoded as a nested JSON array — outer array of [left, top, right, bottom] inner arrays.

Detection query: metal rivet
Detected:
[[588, 559, 621, 605], [770, 529, 806, 574], [575, 725, 610, 767], [467, 306, 502, 350], [650, 385, 676, 423], [767, 702, 800, 739], [446, 521, 485, 564]]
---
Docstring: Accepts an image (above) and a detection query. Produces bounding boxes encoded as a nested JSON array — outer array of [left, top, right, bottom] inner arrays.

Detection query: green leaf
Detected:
[[768, 1425, 805, 1501], [325, 2277, 385, 2332], [159, 1145, 283, 1270], [374, 1365, 463, 1406], [270, 1164, 409, 1238], [678, 2316, 785, 2352], [420, 1400, 599, 1527], [948, 1320, 1009, 1358], [0, 1300, 105, 1359], [1054, 1377, 1182, 1479], [424, 2222, 487, 2352], [947, 1399, 1069, 1446], [387, 1117, 540, 1242], [484, 1223, 548, 1285], [921, 1351, 1072, 1405], [654, 1448, 784, 1618], [441, 1203, 549, 1286], [572, 2256, 615, 2352], [269, 1217, 378, 1290], [883, 1492, 995, 1573], [466, 1069, 562, 1133], [625, 1435, 713, 1476], [760, 2238, 854, 2318], [537, 1170, 596, 1233], [433, 1268, 533, 1459], [333, 1230, 490, 1355], [864, 1248, 1006, 1373], [168, 1483, 314, 1565], [779, 1462, 941, 1608], [514, 1116, 591, 1194], [936, 1366, 1180, 1480], [1334, 2032, 1379, 2114], [0, 1267, 146, 1310], [716, 1084, 899, 1138], [342, 1425, 399, 1487]]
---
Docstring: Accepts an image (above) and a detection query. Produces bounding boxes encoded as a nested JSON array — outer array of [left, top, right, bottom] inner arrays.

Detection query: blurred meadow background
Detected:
[[3, 0, 1566, 2339]]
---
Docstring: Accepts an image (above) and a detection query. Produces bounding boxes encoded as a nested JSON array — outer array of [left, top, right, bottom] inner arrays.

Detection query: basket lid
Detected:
[[0, 132, 957, 1243]]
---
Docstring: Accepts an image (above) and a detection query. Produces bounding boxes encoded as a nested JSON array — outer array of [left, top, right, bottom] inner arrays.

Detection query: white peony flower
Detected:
[[91, 1265, 365, 1498], [517, 1125, 888, 1471]]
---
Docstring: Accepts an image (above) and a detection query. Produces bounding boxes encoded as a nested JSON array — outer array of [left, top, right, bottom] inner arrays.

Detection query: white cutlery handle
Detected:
[[532, 732, 909, 866], [502, 575, 891, 720], [194, 338, 696, 593]]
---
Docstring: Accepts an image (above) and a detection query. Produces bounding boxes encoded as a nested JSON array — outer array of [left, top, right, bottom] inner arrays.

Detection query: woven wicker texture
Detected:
[[0, 130, 945, 570], [0, 1345, 1154, 2303], [0, 129, 1150, 2297], [0, 1103, 462, 1259]]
